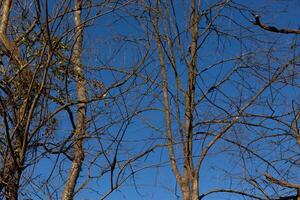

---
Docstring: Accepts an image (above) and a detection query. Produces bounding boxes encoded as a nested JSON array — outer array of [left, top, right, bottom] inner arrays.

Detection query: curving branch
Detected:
[[264, 173, 300, 190], [199, 188, 265, 200], [291, 111, 300, 146], [253, 15, 300, 34], [264, 173, 300, 200], [0, 0, 23, 66]]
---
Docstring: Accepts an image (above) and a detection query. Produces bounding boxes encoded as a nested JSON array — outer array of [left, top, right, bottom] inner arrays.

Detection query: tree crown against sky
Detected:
[[0, 0, 300, 200]]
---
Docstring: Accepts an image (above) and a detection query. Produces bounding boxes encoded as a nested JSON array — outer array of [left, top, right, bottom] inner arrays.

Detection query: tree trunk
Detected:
[[3, 156, 20, 200], [181, 176, 199, 200], [152, 0, 200, 199], [61, 0, 86, 199], [181, 0, 199, 199]]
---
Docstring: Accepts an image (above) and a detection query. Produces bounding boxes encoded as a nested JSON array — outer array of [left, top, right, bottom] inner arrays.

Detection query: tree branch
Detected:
[[264, 173, 300, 189], [253, 15, 300, 34]]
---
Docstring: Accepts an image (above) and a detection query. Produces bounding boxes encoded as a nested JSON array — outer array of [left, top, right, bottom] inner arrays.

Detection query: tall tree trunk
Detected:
[[61, 0, 87, 199], [153, 0, 200, 199], [181, 0, 199, 199], [153, 4, 182, 186]]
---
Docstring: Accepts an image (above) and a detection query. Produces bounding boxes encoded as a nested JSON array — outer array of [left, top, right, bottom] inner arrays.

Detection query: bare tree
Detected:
[[0, 0, 49, 198], [2, 1, 300, 200], [137, 0, 300, 199], [0, 0, 152, 199]]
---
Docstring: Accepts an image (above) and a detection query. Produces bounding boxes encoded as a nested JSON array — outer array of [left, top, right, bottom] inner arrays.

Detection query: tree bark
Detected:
[[61, 0, 87, 199], [181, 176, 199, 200], [3, 156, 21, 200]]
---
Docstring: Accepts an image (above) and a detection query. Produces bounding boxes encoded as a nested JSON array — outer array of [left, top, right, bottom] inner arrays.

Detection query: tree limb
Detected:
[[253, 15, 300, 34]]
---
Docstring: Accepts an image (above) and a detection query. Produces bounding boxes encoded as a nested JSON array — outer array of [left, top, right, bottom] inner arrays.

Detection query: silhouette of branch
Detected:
[[253, 15, 300, 34]]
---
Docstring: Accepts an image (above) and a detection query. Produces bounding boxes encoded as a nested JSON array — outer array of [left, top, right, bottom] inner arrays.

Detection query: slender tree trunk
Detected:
[[153, 7, 182, 185], [181, 0, 199, 199], [61, 0, 87, 199], [153, 0, 200, 199]]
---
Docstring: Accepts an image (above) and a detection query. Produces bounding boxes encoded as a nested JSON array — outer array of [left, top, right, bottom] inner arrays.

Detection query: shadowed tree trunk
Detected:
[[0, 0, 25, 199]]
